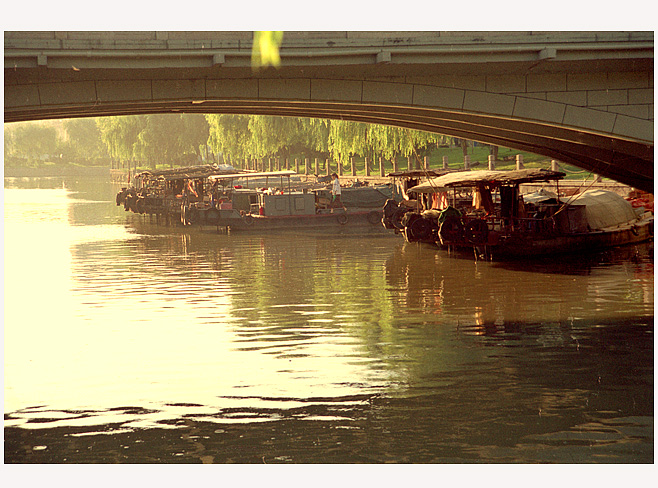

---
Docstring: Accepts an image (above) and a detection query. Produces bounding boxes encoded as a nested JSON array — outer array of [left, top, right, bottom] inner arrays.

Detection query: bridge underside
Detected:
[[5, 30, 654, 192], [6, 96, 653, 193]]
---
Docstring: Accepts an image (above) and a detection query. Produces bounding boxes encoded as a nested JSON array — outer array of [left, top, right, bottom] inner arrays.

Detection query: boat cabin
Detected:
[[401, 168, 652, 256], [403, 168, 568, 245]]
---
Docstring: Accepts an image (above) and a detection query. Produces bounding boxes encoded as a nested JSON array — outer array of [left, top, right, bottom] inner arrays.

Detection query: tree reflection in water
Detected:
[[4, 177, 653, 464]]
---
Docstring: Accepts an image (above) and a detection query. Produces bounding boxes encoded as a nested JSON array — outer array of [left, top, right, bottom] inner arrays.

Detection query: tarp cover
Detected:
[[569, 189, 638, 230]]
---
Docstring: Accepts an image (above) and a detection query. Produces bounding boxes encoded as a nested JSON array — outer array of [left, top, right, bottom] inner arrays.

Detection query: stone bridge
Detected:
[[4, 31, 654, 192]]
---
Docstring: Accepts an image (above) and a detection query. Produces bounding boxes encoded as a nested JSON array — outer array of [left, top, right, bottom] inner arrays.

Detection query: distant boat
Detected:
[[203, 171, 389, 231], [117, 167, 391, 232], [385, 168, 653, 258]]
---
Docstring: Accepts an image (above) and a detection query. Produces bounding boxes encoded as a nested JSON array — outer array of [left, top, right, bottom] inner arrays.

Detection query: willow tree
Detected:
[[397, 127, 441, 166], [366, 124, 402, 161], [179, 114, 211, 161], [133, 114, 188, 168], [96, 115, 146, 163], [4, 123, 59, 165], [306, 117, 331, 155], [62, 118, 107, 163], [327, 119, 369, 165], [205, 114, 252, 163], [328, 120, 440, 169], [249, 116, 299, 159]]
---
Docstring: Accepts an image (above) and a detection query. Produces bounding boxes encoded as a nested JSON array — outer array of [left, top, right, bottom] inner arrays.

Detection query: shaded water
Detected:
[[3, 176, 653, 464]]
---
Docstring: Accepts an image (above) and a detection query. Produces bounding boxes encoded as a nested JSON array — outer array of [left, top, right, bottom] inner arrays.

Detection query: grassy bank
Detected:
[[291, 146, 591, 180]]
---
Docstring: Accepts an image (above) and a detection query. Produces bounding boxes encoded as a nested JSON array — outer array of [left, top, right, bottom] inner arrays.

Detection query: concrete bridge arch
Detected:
[[4, 31, 654, 191]]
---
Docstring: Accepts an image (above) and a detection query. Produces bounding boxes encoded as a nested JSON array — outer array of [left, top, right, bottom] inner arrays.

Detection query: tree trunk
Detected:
[[489, 145, 499, 161]]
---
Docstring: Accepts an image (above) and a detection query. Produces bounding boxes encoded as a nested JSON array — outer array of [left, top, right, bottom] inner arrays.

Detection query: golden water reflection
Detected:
[[3, 177, 653, 463]]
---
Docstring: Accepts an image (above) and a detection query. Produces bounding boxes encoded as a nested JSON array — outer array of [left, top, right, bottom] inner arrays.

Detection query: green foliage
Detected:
[[327, 120, 440, 165], [5, 113, 563, 176], [249, 116, 299, 158], [96, 115, 146, 161], [62, 118, 107, 162], [180, 114, 210, 157], [4, 123, 59, 165], [205, 114, 330, 162], [95, 114, 210, 167], [206, 114, 252, 162], [205, 113, 457, 170]]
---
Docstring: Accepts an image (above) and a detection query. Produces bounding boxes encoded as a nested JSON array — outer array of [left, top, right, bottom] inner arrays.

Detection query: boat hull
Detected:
[[444, 217, 653, 258], [214, 209, 385, 232]]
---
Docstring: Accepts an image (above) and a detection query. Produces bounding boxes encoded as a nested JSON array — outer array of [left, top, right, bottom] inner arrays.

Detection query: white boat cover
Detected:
[[568, 189, 638, 230]]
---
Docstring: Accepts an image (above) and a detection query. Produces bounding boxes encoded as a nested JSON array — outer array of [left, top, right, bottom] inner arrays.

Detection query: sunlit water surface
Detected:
[[4, 176, 653, 464]]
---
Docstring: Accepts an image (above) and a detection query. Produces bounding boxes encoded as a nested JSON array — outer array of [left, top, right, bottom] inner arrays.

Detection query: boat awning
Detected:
[[136, 164, 243, 181], [208, 170, 297, 181], [408, 169, 566, 193]]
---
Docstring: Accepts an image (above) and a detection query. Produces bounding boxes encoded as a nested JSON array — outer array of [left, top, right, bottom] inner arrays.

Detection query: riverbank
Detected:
[[298, 174, 635, 198], [6, 166, 634, 199]]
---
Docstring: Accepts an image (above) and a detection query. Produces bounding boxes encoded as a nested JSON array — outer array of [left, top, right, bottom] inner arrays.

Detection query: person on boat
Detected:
[[185, 179, 198, 200], [331, 173, 345, 211]]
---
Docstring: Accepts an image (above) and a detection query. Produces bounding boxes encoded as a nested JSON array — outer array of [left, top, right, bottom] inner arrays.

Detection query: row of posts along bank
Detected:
[[111, 154, 607, 187]]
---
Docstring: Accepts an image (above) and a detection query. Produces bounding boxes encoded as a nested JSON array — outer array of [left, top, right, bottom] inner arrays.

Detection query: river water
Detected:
[[3, 176, 654, 466]]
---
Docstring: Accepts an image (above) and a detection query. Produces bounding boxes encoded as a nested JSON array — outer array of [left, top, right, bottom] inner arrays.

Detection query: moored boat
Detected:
[[394, 168, 653, 258], [204, 171, 389, 231], [381, 169, 464, 236], [115, 164, 242, 222], [117, 166, 393, 232]]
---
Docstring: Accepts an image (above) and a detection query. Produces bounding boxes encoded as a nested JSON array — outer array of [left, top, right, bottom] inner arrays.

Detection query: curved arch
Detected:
[[7, 94, 652, 191], [5, 30, 653, 192]]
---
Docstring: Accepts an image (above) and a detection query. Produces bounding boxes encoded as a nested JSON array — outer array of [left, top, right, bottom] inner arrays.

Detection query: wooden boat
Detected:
[[394, 168, 653, 258], [115, 164, 242, 220], [204, 171, 388, 231], [381, 169, 463, 233], [117, 166, 391, 232]]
